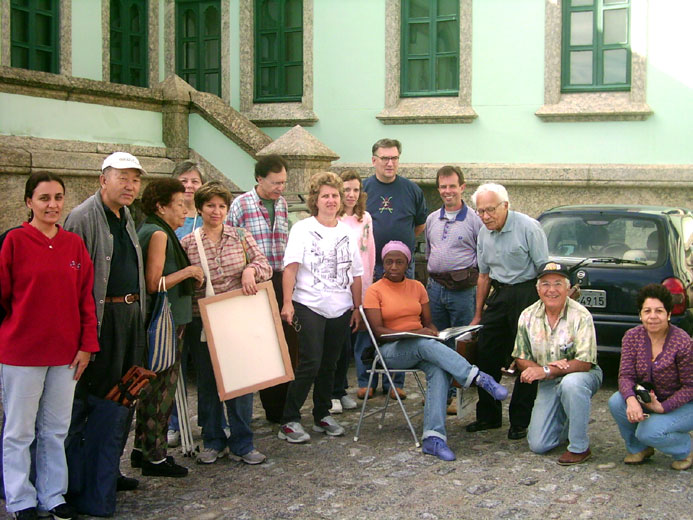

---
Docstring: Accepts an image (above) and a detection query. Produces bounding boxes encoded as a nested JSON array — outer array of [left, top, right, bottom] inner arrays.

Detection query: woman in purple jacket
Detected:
[[608, 283, 693, 470]]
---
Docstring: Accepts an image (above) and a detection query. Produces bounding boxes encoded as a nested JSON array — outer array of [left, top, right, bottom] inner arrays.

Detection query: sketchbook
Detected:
[[381, 324, 483, 342]]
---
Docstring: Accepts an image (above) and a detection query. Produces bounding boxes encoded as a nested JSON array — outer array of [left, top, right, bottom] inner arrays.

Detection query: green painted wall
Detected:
[[0, 93, 164, 146], [188, 114, 256, 190], [71, 0, 103, 80], [261, 0, 693, 166]]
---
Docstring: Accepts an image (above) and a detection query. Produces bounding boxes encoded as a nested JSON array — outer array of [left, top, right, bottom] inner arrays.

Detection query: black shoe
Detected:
[[116, 474, 140, 491], [130, 449, 143, 468], [508, 425, 528, 440], [47, 503, 77, 520], [12, 507, 38, 520], [465, 420, 502, 433], [142, 457, 188, 478]]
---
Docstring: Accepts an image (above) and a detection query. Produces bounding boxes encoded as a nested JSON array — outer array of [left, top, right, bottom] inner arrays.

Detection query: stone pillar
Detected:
[[159, 75, 194, 161], [256, 125, 339, 195]]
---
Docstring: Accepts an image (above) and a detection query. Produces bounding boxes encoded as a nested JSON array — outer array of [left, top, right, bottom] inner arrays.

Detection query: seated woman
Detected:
[[608, 283, 693, 470], [181, 181, 273, 465], [364, 241, 508, 461]]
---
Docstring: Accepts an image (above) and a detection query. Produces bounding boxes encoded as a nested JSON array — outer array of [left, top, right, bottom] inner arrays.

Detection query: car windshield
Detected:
[[540, 213, 663, 265]]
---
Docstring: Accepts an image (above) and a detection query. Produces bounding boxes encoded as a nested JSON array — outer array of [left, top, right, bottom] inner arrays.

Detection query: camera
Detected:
[[633, 381, 655, 403]]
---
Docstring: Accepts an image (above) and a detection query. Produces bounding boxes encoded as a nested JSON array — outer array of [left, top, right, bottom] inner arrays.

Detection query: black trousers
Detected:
[[258, 271, 300, 422], [281, 303, 351, 424], [475, 280, 539, 428]]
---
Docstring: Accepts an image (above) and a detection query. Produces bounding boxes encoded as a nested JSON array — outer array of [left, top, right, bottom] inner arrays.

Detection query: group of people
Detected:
[[0, 138, 691, 520]]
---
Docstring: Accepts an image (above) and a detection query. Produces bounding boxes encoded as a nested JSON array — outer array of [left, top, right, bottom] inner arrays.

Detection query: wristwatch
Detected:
[[543, 365, 551, 377]]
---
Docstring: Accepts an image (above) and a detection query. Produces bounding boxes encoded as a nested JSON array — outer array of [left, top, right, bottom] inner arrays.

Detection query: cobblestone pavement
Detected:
[[2, 361, 692, 519]]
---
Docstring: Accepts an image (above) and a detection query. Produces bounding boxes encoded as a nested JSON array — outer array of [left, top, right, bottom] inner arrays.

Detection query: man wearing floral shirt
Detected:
[[513, 262, 603, 465]]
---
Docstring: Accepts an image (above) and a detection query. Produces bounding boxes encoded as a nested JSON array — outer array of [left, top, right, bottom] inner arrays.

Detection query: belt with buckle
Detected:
[[105, 293, 139, 304]]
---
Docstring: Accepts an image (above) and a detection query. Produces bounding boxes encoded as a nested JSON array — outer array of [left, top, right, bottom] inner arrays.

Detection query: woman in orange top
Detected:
[[363, 241, 508, 462]]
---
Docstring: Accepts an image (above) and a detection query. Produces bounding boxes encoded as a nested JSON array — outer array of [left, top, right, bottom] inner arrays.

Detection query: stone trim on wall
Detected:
[[238, 0, 317, 127], [101, 0, 160, 88], [0, 65, 164, 110], [330, 162, 693, 217], [0, 0, 71, 74], [377, 0, 476, 125], [536, 0, 652, 122]]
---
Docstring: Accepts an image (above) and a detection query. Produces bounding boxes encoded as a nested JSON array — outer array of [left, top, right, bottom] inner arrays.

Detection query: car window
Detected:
[[541, 214, 663, 265]]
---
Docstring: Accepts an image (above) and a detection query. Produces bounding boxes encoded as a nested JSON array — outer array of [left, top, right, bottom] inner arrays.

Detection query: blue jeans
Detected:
[[608, 391, 693, 461], [426, 279, 476, 331], [379, 338, 479, 441], [188, 317, 254, 456], [1, 364, 77, 513], [527, 367, 603, 454], [427, 278, 476, 398]]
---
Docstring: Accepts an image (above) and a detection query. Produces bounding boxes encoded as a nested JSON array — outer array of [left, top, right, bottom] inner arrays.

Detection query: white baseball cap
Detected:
[[101, 152, 147, 175]]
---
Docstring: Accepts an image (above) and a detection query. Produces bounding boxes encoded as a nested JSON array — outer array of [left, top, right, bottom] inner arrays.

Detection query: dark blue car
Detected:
[[538, 205, 693, 354]]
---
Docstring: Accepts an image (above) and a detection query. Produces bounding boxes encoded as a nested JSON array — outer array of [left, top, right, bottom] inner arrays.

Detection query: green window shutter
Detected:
[[175, 0, 221, 97], [254, 0, 303, 103], [401, 0, 459, 98], [561, 0, 631, 92], [10, 0, 60, 73], [110, 0, 148, 87]]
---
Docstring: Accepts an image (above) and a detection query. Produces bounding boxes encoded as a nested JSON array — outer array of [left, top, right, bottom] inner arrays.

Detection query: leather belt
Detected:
[[490, 278, 536, 290], [105, 293, 139, 304]]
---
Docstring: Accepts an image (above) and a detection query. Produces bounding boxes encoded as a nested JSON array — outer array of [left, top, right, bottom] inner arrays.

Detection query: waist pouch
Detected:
[[430, 267, 479, 291]]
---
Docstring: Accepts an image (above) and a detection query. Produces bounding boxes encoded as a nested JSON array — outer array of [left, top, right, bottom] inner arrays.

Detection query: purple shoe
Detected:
[[422, 436, 456, 461], [475, 372, 509, 401]]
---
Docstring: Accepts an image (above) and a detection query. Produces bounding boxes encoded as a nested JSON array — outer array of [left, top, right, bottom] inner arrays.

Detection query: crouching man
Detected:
[[513, 262, 603, 465]]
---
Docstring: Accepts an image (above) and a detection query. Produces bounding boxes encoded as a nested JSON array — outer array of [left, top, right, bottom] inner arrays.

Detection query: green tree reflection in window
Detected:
[[111, 0, 148, 87], [562, 0, 631, 91], [176, 0, 221, 97], [10, 0, 59, 73], [401, 0, 459, 97], [254, 0, 303, 103]]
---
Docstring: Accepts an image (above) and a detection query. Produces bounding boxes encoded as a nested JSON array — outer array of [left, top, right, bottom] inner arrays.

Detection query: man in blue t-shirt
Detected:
[[362, 138, 427, 400]]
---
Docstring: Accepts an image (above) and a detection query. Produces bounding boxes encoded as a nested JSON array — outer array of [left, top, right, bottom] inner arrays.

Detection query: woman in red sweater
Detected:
[[0, 172, 100, 520]]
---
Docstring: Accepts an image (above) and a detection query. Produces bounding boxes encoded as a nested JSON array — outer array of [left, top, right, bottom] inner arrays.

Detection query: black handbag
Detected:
[[65, 394, 129, 517]]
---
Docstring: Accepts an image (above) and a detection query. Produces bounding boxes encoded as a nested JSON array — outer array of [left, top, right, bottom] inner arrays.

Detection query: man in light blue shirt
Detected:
[[466, 183, 549, 440]]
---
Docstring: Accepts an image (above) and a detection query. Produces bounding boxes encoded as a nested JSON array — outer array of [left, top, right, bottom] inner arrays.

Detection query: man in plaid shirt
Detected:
[[227, 155, 298, 423]]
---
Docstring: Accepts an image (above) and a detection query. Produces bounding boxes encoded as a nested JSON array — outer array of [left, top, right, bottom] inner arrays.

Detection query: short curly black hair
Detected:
[[637, 283, 674, 314], [141, 178, 185, 216]]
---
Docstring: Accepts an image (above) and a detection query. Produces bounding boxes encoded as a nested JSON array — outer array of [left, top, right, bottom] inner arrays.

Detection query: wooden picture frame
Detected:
[[198, 281, 294, 401]]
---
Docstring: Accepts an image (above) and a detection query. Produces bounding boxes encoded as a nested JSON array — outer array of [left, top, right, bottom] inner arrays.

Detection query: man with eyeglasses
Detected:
[[466, 183, 548, 440], [363, 138, 427, 400], [227, 154, 299, 424], [512, 262, 602, 465]]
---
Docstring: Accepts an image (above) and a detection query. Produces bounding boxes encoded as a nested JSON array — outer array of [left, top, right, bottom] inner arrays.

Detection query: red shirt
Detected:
[[0, 223, 99, 366]]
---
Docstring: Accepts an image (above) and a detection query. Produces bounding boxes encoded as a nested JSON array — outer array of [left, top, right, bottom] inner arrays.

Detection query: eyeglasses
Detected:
[[476, 202, 505, 216], [538, 281, 566, 289], [375, 155, 399, 163], [291, 316, 301, 333]]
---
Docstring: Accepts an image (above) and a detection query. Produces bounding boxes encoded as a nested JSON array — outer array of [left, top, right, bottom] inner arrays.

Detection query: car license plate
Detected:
[[579, 289, 606, 308]]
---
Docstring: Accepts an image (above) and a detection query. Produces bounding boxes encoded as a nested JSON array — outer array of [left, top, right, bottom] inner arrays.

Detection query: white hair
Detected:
[[471, 183, 509, 208]]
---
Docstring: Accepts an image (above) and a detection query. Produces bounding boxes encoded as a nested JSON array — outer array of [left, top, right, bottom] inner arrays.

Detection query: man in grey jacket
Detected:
[[64, 151, 147, 491]]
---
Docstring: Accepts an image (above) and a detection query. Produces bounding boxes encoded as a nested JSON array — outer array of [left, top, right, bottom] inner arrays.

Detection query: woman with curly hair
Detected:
[[131, 178, 204, 478], [277, 172, 363, 443]]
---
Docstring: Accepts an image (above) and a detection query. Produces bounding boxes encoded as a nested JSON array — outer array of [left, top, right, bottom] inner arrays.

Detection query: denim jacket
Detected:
[[64, 189, 146, 336]]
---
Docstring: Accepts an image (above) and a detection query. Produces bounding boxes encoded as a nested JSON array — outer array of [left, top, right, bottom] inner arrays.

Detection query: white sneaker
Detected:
[[167, 429, 181, 448], [230, 449, 267, 465], [329, 398, 343, 414], [340, 395, 358, 410], [313, 415, 345, 436], [278, 422, 311, 443], [196, 447, 228, 464]]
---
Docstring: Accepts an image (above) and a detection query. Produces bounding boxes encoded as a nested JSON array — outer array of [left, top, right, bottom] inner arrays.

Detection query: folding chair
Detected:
[[353, 306, 426, 448]]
